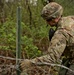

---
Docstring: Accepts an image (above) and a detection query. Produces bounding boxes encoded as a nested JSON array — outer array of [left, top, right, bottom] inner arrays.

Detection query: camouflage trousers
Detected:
[[59, 64, 74, 75], [66, 64, 74, 75]]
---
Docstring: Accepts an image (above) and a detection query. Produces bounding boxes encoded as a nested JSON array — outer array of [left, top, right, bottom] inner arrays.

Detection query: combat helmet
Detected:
[[41, 2, 63, 20]]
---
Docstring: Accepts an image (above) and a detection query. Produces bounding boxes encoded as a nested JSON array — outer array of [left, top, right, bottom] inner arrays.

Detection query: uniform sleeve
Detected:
[[31, 29, 69, 64]]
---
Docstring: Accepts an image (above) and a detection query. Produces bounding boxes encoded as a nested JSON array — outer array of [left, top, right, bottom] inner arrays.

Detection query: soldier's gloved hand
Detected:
[[20, 59, 33, 71]]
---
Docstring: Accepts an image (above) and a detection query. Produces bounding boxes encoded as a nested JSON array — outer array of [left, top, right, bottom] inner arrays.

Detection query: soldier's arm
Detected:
[[31, 29, 69, 64], [20, 29, 70, 70]]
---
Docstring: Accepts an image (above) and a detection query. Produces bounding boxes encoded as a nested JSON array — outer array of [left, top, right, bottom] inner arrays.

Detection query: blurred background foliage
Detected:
[[0, 0, 74, 59]]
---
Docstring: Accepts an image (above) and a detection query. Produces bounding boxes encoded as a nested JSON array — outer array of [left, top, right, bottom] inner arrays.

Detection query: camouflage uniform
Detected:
[[55, 16, 74, 75], [21, 2, 74, 75]]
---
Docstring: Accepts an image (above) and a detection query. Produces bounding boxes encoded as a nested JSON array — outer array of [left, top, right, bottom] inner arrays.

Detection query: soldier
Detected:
[[20, 2, 74, 75]]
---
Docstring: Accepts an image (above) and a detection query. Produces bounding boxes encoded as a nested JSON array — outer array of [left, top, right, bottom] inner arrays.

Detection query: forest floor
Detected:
[[0, 50, 16, 75]]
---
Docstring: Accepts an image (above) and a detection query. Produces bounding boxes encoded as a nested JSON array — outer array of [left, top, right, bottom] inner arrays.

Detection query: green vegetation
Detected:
[[0, 0, 74, 59]]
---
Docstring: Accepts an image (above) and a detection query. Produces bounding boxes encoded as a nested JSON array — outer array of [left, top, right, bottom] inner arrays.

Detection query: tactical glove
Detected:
[[20, 59, 33, 71]]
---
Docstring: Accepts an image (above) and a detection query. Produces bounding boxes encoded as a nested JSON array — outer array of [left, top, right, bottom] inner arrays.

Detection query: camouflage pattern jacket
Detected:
[[30, 16, 74, 74], [32, 16, 74, 63], [21, 16, 74, 75]]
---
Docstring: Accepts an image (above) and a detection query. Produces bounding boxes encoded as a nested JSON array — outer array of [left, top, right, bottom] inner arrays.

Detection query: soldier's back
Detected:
[[58, 16, 74, 75]]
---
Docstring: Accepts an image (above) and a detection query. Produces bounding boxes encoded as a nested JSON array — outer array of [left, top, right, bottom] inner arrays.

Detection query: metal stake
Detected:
[[16, 6, 21, 75]]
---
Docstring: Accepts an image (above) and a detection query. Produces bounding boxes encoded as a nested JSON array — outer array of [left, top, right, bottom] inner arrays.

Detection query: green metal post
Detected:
[[16, 6, 21, 75]]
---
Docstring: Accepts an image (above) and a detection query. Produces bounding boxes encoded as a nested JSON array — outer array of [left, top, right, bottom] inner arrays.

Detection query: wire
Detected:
[[0, 55, 74, 73]]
